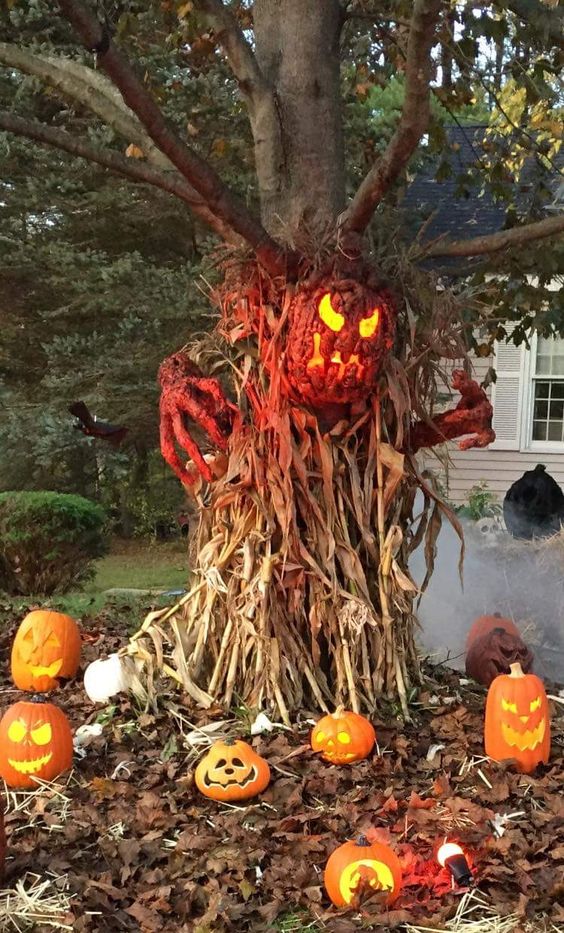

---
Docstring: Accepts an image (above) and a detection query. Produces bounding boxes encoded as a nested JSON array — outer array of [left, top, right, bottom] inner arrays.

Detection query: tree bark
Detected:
[[253, 0, 345, 242]]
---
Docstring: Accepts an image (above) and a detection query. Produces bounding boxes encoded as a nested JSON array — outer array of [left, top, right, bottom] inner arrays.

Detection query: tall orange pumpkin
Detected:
[[485, 662, 550, 774], [0, 697, 74, 789], [11, 610, 81, 692]]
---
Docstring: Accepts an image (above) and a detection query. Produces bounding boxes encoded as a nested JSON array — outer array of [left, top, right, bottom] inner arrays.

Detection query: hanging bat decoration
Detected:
[[68, 401, 128, 446]]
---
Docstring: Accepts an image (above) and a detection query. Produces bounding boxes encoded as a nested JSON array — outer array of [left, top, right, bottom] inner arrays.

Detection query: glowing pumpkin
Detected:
[[485, 662, 550, 773], [194, 738, 270, 802], [324, 836, 402, 907], [11, 610, 81, 692], [311, 707, 376, 764], [0, 697, 74, 789], [286, 274, 395, 406]]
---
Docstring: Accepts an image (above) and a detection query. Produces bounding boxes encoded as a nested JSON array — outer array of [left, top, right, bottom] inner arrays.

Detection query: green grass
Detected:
[[0, 538, 189, 622], [92, 538, 188, 591]]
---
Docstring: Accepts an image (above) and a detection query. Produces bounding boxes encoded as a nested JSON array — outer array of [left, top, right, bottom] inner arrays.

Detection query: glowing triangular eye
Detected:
[[318, 293, 345, 332], [359, 308, 380, 338]]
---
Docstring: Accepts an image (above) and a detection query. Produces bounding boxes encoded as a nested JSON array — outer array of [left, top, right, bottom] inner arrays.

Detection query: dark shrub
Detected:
[[0, 492, 108, 595]]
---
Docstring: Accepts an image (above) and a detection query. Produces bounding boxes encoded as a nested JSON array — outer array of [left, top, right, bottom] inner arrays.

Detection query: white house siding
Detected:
[[418, 344, 564, 505]]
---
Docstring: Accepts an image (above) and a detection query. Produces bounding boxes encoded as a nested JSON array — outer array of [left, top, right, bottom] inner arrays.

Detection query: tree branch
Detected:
[[0, 41, 170, 169], [0, 110, 242, 243], [192, 0, 267, 102], [423, 213, 564, 258], [55, 0, 289, 275], [340, 0, 442, 234], [502, 0, 564, 51]]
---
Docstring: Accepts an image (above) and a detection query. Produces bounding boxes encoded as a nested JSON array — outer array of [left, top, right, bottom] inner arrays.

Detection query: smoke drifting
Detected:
[[409, 500, 564, 684]]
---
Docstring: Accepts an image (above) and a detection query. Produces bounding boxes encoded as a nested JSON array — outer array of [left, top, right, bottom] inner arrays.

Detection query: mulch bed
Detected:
[[0, 607, 563, 932]]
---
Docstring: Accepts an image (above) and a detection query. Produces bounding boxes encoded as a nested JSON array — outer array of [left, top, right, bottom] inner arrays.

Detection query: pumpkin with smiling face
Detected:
[[485, 662, 550, 774], [324, 836, 402, 907], [0, 698, 73, 789], [194, 738, 270, 802], [286, 275, 395, 407], [11, 610, 81, 692], [311, 707, 376, 764]]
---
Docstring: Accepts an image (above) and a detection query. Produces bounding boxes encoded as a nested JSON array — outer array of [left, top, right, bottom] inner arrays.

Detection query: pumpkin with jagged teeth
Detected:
[[485, 662, 550, 774], [11, 610, 81, 692], [0, 697, 73, 789]]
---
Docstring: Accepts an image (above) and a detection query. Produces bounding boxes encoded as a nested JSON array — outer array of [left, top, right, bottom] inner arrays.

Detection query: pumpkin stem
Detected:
[[356, 835, 371, 848], [224, 737, 237, 746], [29, 694, 48, 704], [333, 705, 345, 718], [509, 662, 524, 678]]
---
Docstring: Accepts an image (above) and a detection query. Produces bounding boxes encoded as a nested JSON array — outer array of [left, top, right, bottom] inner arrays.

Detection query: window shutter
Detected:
[[490, 327, 526, 451]]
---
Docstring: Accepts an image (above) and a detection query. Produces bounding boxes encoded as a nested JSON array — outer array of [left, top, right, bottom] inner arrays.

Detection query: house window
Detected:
[[531, 336, 564, 442]]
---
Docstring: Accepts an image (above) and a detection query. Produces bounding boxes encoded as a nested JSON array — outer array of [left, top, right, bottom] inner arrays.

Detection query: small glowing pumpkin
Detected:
[[324, 836, 402, 907], [194, 738, 270, 802], [0, 697, 73, 789], [11, 610, 81, 692], [485, 662, 550, 774], [311, 707, 376, 764]]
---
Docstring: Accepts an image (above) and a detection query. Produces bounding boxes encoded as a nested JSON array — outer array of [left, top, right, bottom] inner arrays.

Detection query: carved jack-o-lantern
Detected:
[[0, 697, 74, 789], [286, 278, 395, 406], [324, 836, 402, 907], [311, 707, 376, 764], [194, 737, 271, 802], [11, 610, 81, 692], [485, 662, 550, 774], [466, 627, 534, 687]]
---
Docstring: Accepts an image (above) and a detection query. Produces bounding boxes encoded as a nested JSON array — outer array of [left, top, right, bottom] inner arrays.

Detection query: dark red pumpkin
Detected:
[[286, 274, 395, 406], [465, 627, 534, 687], [465, 613, 519, 652]]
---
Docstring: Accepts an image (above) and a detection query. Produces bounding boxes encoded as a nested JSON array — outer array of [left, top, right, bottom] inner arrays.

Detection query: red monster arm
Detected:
[[158, 351, 237, 486], [410, 369, 495, 454]]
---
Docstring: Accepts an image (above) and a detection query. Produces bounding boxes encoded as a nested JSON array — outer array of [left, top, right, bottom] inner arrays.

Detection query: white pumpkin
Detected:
[[84, 654, 128, 703]]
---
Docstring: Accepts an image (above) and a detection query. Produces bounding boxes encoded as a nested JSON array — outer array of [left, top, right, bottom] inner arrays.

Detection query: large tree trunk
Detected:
[[253, 0, 345, 240]]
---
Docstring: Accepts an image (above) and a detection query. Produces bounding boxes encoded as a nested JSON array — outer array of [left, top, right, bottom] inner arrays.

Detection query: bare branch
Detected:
[[55, 0, 289, 275], [192, 0, 266, 102], [0, 41, 170, 169], [0, 110, 243, 243], [340, 0, 442, 234], [423, 213, 564, 258]]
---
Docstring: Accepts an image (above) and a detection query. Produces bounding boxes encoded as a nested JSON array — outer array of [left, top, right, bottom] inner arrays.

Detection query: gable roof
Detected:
[[401, 124, 564, 269]]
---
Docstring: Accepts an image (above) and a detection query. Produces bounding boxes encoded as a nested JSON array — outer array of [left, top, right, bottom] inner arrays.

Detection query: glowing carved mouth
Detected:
[[501, 718, 545, 752], [8, 752, 53, 775], [203, 765, 257, 788], [30, 659, 62, 679], [307, 334, 364, 380]]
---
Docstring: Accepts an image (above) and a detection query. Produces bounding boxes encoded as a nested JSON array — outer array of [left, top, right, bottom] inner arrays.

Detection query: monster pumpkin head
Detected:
[[465, 627, 534, 687], [311, 707, 376, 764], [194, 737, 271, 802], [285, 277, 396, 406], [324, 836, 402, 907], [485, 662, 550, 774], [11, 610, 81, 692], [0, 697, 74, 789]]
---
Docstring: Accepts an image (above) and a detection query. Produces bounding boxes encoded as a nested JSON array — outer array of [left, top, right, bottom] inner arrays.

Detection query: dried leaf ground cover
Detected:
[[0, 611, 563, 932]]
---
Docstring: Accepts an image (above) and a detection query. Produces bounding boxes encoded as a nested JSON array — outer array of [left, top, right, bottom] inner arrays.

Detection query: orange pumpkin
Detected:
[[485, 662, 550, 774], [11, 610, 81, 692], [311, 707, 375, 764], [324, 836, 402, 907], [194, 738, 270, 802], [465, 613, 519, 651], [0, 697, 73, 789]]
